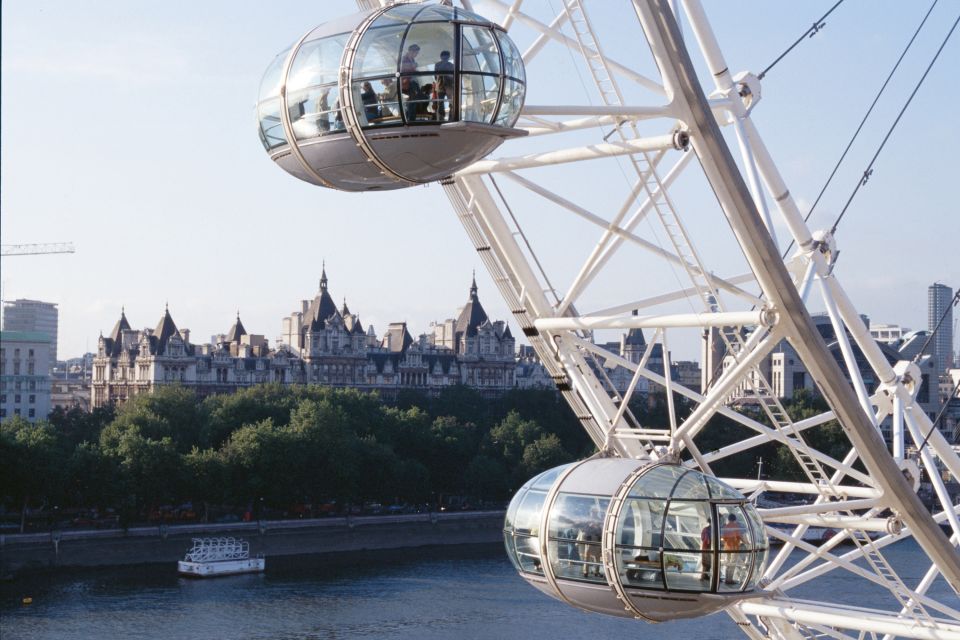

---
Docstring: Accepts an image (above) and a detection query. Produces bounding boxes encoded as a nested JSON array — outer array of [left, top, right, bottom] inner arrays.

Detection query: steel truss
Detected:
[[365, 0, 960, 637]]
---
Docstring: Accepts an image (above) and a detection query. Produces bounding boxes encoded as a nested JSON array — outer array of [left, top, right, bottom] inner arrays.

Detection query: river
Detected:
[[1, 541, 953, 639]]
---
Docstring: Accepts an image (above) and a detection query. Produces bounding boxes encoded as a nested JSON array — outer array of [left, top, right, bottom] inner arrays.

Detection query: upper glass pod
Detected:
[[256, 3, 526, 191], [504, 460, 769, 622]]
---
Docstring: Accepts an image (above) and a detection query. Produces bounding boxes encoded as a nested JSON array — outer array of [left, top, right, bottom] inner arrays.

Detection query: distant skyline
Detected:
[[2, 1, 958, 361]]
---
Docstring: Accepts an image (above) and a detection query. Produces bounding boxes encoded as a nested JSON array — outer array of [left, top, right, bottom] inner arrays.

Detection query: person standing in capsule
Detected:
[[721, 512, 745, 585], [400, 43, 421, 122]]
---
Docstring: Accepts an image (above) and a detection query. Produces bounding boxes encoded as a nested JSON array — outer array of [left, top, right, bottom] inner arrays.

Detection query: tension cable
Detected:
[[829, 11, 960, 236], [757, 0, 845, 81], [779, 0, 940, 260]]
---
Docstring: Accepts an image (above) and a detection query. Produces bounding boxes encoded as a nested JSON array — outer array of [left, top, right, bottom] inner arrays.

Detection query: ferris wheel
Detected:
[[257, 0, 960, 637]]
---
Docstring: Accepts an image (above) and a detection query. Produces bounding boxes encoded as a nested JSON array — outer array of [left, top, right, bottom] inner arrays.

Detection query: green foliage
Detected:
[[0, 379, 862, 523], [1, 418, 66, 528], [520, 434, 569, 478], [0, 385, 601, 518], [488, 410, 574, 487], [48, 404, 114, 448], [111, 427, 182, 509]]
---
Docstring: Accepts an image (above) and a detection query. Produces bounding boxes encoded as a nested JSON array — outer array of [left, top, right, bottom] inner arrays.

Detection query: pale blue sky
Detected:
[[2, 1, 957, 361]]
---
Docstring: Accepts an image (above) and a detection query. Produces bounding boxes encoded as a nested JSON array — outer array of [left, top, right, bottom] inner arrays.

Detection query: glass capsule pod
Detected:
[[504, 459, 769, 622], [257, 3, 526, 191]]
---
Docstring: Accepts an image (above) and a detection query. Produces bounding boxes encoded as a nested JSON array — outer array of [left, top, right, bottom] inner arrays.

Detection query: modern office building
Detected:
[[2, 299, 59, 365], [929, 283, 954, 374], [0, 331, 52, 421], [870, 322, 910, 344]]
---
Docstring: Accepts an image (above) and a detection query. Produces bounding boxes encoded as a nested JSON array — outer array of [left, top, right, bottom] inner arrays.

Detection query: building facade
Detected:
[[92, 273, 517, 408], [0, 331, 52, 421], [870, 323, 911, 344], [929, 283, 954, 374], [2, 299, 59, 365], [757, 313, 944, 442]]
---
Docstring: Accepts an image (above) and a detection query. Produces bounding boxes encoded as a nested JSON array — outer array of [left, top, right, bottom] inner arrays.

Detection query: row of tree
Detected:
[[0, 385, 591, 529], [1, 383, 845, 531]]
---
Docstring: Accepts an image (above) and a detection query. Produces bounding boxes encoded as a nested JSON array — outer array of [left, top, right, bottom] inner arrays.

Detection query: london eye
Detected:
[[258, 1, 960, 637]]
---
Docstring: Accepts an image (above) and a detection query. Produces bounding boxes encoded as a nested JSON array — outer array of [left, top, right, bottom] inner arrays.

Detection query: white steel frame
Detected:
[[357, 1, 960, 638]]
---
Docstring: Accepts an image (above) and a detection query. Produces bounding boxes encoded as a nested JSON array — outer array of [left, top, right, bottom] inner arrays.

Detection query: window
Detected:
[[29, 395, 35, 404], [14, 394, 21, 403], [28, 349, 34, 357], [28, 409, 35, 418], [792, 371, 806, 391], [0, 394, 5, 403]]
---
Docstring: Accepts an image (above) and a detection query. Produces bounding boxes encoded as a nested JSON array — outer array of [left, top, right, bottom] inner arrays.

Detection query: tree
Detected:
[[202, 383, 298, 448], [1, 418, 67, 531], [48, 404, 114, 448], [464, 454, 510, 500], [220, 418, 298, 508], [287, 399, 361, 505], [489, 411, 544, 468], [183, 447, 226, 522], [66, 442, 120, 510], [497, 389, 590, 456], [424, 415, 480, 494], [110, 426, 183, 512], [521, 434, 570, 478]]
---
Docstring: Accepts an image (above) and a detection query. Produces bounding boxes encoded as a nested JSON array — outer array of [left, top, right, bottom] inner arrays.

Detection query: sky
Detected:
[[1, 0, 958, 362]]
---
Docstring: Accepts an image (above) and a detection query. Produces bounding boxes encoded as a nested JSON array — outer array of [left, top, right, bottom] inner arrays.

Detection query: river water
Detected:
[[1, 541, 954, 639]]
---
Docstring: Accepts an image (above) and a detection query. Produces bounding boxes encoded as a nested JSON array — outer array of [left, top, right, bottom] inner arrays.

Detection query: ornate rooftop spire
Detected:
[[470, 270, 478, 300], [320, 261, 328, 291]]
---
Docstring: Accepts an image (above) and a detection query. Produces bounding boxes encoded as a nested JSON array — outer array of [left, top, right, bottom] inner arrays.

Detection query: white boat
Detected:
[[177, 537, 265, 577]]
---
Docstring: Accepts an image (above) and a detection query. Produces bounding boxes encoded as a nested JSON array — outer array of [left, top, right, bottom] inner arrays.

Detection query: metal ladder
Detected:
[[848, 528, 933, 623]]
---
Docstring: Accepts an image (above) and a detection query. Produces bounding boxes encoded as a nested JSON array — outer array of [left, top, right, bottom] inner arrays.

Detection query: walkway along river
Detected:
[[0, 511, 504, 576]]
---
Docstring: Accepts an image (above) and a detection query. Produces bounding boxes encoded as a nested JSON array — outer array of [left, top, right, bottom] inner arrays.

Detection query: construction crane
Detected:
[[1, 242, 76, 257]]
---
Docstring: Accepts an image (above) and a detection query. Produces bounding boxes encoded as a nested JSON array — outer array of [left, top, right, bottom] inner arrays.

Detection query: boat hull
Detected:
[[177, 558, 265, 578]]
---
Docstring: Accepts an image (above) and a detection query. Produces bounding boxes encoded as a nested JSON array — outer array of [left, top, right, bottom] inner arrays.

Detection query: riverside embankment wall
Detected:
[[0, 511, 505, 576]]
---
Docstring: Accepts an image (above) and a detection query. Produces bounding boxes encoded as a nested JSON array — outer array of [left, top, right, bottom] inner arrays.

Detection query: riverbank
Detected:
[[0, 510, 505, 577]]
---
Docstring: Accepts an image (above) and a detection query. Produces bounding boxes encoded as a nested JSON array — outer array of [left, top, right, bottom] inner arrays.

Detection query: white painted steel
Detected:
[[411, 0, 960, 636], [533, 310, 766, 332], [455, 133, 683, 175]]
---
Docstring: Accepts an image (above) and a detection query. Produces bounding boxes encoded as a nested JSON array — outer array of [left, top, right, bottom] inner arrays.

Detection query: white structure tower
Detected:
[[929, 282, 954, 373]]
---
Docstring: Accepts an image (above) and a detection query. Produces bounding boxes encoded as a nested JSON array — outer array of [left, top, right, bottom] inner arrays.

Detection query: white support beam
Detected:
[[636, 0, 960, 590], [570, 334, 875, 486], [723, 479, 880, 500], [585, 272, 759, 316], [534, 310, 766, 332], [758, 498, 880, 517], [486, 0, 666, 95], [739, 600, 960, 640], [761, 514, 893, 533], [521, 104, 674, 117], [520, 6, 568, 65], [457, 133, 682, 175]]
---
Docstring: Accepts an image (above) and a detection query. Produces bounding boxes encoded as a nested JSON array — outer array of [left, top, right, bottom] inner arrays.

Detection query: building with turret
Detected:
[[92, 271, 517, 407]]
